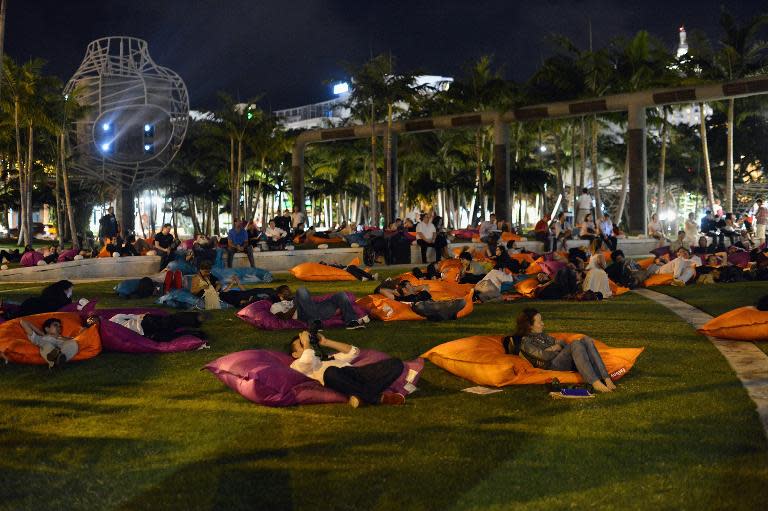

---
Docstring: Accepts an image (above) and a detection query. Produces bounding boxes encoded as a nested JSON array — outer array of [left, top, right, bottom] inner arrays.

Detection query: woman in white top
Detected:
[[579, 213, 598, 241], [582, 253, 612, 298], [648, 213, 665, 247], [684, 212, 699, 247]]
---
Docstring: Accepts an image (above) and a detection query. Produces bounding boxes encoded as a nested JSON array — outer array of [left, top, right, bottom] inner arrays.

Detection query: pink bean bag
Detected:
[[86, 307, 207, 353], [181, 239, 195, 250], [236, 292, 368, 330], [57, 249, 80, 263], [538, 260, 566, 277], [20, 251, 44, 267], [205, 349, 424, 407], [727, 251, 750, 268]]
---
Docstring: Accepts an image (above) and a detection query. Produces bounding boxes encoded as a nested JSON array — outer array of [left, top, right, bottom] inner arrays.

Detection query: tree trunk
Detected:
[[656, 112, 668, 214], [579, 117, 586, 190], [0, 0, 7, 105], [554, 132, 563, 194], [385, 102, 393, 224], [188, 197, 201, 235], [229, 136, 236, 224], [615, 147, 630, 225], [25, 122, 33, 246], [699, 103, 715, 212], [137, 197, 147, 238], [54, 138, 62, 243], [171, 198, 178, 239], [590, 115, 601, 216], [235, 136, 243, 221], [60, 132, 78, 249], [214, 201, 220, 236], [725, 98, 734, 213], [14, 99, 24, 246], [369, 101, 378, 225], [471, 129, 484, 224]]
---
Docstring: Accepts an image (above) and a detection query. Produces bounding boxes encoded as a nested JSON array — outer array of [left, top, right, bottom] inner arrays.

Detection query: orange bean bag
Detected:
[[525, 256, 544, 275], [436, 259, 464, 282], [357, 289, 474, 322], [608, 280, 630, 296], [290, 262, 356, 281], [514, 277, 541, 298], [307, 235, 345, 245], [643, 273, 674, 287], [97, 245, 112, 258], [0, 312, 101, 365], [636, 257, 655, 269], [697, 306, 768, 341], [421, 333, 644, 386], [395, 275, 475, 300]]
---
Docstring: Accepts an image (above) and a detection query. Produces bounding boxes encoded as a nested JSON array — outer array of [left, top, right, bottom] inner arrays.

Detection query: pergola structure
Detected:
[[292, 75, 768, 233], [64, 37, 189, 231]]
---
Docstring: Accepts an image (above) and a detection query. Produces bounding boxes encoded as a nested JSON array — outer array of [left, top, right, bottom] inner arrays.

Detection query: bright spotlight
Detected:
[[144, 124, 151, 132], [102, 123, 111, 132], [101, 142, 110, 152], [333, 82, 349, 95], [539, 145, 547, 153], [144, 144, 152, 151]]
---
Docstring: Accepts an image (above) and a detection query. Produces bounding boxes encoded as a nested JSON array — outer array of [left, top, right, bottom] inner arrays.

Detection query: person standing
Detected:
[[291, 206, 306, 231], [98, 207, 119, 244], [684, 212, 699, 247], [755, 198, 768, 247], [576, 188, 593, 226]]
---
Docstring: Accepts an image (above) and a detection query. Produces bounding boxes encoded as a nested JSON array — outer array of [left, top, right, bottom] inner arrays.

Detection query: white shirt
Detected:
[[479, 269, 516, 288], [416, 221, 436, 242], [478, 220, 496, 238], [577, 193, 592, 210], [290, 346, 360, 384], [265, 226, 286, 239], [684, 219, 699, 240], [109, 314, 147, 335], [291, 212, 305, 227], [270, 300, 298, 320]]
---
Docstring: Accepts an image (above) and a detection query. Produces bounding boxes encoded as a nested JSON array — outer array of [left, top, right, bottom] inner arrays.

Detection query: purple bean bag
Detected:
[[204, 348, 424, 407], [181, 239, 195, 250], [237, 292, 368, 330], [87, 307, 207, 353], [20, 251, 44, 267], [57, 249, 79, 262], [650, 246, 671, 258], [538, 260, 566, 277], [727, 250, 750, 268], [450, 229, 479, 240]]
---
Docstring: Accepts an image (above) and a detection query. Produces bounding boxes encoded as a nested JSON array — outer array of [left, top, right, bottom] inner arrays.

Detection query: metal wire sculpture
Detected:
[[64, 37, 189, 188]]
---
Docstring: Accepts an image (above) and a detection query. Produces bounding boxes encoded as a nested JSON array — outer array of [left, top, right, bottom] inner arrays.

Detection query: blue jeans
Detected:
[[548, 337, 609, 384], [294, 287, 359, 324]]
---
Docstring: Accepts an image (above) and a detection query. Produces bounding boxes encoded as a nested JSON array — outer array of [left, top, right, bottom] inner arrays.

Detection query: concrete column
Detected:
[[291, 144, 305, 211], [385, 134, 398, 225], [119, 185, 135, 235], [493, 117, 510, 222], [627, 103, 647, 234]]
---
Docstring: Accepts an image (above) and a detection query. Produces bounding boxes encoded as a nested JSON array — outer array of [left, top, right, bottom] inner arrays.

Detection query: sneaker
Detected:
[[348, 395, 362, 408], [346, 320, 366, 330], [380, 392, 406, 405], [371, 273, 379, 281], [359, 315, 371, 324]]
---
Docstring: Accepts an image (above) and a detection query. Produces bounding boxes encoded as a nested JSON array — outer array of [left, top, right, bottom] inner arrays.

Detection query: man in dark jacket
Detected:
[[98, 207, 119, 243]]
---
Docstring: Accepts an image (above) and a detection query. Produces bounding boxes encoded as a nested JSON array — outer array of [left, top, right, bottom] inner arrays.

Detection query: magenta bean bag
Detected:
[[20, 251, 44, 267], [57, 249, 79, 262], [727, 250, 750, 268], [86, 307, 206, 353], [181, 239, 195, 250], [204, 348, 424, 407], [236, 292, 368, 330], [450, 229, 479, 240]]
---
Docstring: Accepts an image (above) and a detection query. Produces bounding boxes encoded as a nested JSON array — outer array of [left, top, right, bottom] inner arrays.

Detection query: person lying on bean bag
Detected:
[[509, 308, 616, 393], [289, 330, 405, 407], [4, 280, 74, 319], [87, 311, 206, 342], [318, 261, 377, 281], [271, 285, 369, 330], [20, 316, 89, 368], [191, 260, 276, 307], [373, 279, 467, 321]]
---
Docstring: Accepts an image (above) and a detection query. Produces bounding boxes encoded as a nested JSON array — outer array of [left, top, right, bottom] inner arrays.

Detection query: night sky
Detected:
[[8, 1, 765, 111]]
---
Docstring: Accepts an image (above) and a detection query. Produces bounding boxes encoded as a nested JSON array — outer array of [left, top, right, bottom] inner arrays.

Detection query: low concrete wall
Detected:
[[0, 256, 162, 283], [231, 247, 364, 271], [411, 237, 660, 264]]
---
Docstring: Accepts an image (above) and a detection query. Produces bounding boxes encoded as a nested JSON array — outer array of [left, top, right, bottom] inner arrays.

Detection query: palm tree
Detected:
[[713, 8, 768, 212]]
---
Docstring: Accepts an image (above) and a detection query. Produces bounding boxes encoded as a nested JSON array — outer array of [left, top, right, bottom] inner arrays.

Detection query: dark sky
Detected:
[[7, 1, 765, 111]]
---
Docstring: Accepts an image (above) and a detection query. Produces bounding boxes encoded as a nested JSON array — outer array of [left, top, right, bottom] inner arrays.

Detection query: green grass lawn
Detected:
[[1, 277, 767, 510]]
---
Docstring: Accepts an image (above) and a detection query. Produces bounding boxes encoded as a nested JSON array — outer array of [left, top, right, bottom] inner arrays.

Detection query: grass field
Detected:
[[1, 276, 767, 510]]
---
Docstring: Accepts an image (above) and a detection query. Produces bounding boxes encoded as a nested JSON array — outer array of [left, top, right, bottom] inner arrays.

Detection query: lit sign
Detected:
[[333, 82, 349, 95]]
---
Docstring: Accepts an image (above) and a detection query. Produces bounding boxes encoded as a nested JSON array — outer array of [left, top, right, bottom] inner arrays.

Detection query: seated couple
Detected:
[[271, 285, 369, 329], [192, 261, 276, 307], [87, 311, 207, 342], [289, 330, 408, 407], [505, 308, 617, 393]]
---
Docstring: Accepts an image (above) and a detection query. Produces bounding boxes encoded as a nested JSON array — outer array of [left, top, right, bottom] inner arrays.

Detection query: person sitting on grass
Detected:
[[20, 317, 89, 369], [191, 260, 276, 307], [582, 253, 612, 298], [318, 261, 378, 281], [227, 220, 256, 268], [289, 330, 406, 407], [87, 311, 207, 342], [270, 285, 369, 330], [507, 308, 616, 393]]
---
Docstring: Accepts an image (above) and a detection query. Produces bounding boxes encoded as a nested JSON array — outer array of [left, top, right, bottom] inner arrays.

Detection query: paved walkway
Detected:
[[635, 288, 768, 437]]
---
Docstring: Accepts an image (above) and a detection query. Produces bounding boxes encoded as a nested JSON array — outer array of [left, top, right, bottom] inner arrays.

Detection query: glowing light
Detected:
[[144, 124, 152, 132], [333, 82, 349, 95], [102, 123, 111, 132], [539, 145, 547, 153], [144, 144, 152, 151], [101, 142, 110, 152]]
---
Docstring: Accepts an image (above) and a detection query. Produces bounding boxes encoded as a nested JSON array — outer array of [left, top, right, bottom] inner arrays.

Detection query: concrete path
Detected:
[[635, 288, 768, 437]]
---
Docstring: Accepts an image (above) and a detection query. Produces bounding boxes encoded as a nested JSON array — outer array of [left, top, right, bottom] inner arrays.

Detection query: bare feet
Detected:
[[604, 378, 617, 391], [591, 380, 612, 393]]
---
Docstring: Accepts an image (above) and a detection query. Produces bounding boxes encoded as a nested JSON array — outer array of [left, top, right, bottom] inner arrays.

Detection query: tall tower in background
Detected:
[[676, 25, 689, 58]]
